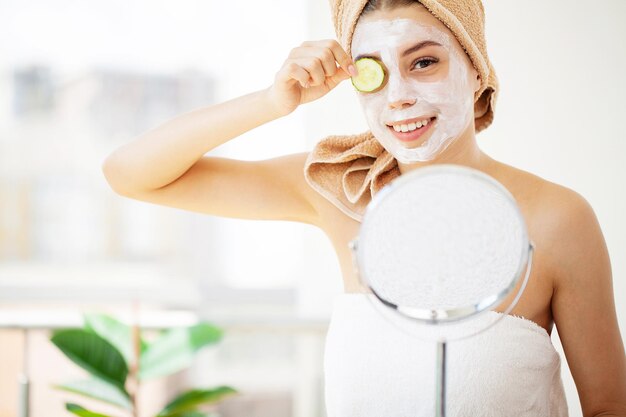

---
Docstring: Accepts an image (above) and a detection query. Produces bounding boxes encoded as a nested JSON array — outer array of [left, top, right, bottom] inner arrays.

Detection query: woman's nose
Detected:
[[386, 73, 416, 109], [388, 97, 416, 110]]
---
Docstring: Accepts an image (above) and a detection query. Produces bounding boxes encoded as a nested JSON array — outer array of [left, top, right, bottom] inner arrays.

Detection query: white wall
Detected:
[[303, 0, 626, 415]]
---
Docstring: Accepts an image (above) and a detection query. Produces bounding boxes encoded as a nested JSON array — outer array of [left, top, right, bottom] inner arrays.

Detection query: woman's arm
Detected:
[[547, 187, 626, 416], [101, 40, 354, 224], [101, 88, 284, 194], [102, 39, 354, 196]]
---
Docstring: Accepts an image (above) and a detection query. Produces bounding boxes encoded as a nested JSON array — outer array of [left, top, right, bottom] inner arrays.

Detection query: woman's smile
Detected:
[[386, 116, 436, 143]]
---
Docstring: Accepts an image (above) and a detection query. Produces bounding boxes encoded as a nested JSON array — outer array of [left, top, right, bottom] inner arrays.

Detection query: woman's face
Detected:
[[351, 5, 479, 164]]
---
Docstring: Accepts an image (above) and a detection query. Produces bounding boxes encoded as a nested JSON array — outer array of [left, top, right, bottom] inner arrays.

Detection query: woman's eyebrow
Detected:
[[401, 40, 443, 57], [354, 40, 444, 61]]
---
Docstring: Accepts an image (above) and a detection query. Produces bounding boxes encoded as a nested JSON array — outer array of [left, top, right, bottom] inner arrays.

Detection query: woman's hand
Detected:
[[266, 39, 357, 117]]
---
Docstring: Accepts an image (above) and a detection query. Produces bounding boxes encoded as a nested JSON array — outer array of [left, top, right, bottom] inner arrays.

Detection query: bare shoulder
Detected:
[[520, 170, 598, 246], [534, 178, 605, 282], [490, 160, 603, 277], [488, 159, 592, 222]]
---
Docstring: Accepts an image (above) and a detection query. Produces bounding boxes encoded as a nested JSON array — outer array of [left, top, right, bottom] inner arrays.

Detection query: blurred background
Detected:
[[0, 0, 625, 416]]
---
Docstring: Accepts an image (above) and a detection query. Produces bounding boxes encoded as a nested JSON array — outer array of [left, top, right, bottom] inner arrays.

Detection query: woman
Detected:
[[102, 0, 626, 414]]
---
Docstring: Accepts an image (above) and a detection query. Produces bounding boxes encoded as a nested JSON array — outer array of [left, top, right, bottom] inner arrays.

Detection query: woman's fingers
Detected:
[[276, 61, 311, 88], [289, 39, 356, 86], [269, 38, 355, 115], [287, 52, 329, 87], [301, 56, 326, 86], [292, 46, 338, 78], [326, 65, 352, 90], [324, 39, 358, 77]]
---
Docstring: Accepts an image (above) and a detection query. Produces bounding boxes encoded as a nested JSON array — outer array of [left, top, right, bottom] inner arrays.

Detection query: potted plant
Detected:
[[50, 312, 238, 417]]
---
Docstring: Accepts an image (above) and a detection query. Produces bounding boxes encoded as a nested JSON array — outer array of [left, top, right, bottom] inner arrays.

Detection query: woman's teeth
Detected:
[[392, 118, 431, 132]]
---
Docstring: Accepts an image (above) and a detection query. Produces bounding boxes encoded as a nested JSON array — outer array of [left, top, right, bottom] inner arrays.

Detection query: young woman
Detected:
[[102, 0, 626, 414]]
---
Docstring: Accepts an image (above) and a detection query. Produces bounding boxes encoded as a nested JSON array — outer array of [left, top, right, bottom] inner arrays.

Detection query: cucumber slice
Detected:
[[351, 57, 387, 93]]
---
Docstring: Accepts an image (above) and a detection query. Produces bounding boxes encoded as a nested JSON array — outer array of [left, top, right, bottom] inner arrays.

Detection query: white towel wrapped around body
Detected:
[[323, 293, 569, 416]]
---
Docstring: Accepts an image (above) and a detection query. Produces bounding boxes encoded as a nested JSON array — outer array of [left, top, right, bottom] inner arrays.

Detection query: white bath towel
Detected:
[[323, 293, 569, 416]]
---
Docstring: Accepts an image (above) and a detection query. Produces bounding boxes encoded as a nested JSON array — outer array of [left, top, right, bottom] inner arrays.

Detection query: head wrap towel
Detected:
[[304, 0, 498, 222]]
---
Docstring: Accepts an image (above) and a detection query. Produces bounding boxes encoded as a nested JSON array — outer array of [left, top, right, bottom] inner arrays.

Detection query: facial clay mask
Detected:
[[351, 18, 475, 163]]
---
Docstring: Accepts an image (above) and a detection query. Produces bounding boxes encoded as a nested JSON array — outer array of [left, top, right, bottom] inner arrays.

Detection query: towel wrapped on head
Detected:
[[304, 0, 499, 222]]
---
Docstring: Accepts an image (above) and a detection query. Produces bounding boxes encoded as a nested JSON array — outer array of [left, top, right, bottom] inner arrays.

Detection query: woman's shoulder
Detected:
[[491, 160, 603, 288], [490, 159, 599, 257], [488, 158, 590, 214]]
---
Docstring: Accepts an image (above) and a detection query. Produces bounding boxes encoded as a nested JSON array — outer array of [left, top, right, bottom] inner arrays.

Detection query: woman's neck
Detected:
[[396, 123, 493, 175]]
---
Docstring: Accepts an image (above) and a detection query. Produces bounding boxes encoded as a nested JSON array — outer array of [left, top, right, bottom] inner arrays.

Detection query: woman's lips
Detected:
[[387, 117, 436, 143]]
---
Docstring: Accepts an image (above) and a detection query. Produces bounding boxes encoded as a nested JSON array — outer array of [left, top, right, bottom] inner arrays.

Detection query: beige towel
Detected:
[[304, 0, 498, 222], [304, 130, 400, 222]]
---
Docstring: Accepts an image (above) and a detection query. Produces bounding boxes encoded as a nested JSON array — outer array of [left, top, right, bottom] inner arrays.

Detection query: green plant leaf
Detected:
[[65, 403, 117, 417], [53, 378, 131, 410], [157, 386, 238, 416], [170, 413, 208, 417], [83, 313, 147, 365], [179, 412, 220, 417], [139, 323, 223, 380], [51, 329, 128, 391]]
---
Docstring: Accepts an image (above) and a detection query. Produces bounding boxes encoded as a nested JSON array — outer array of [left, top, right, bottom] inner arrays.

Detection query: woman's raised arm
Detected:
[[101, 39, 355, 224]]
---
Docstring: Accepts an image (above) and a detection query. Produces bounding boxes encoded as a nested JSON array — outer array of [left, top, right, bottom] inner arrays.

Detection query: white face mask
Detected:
[[351, 18, 475, 163]]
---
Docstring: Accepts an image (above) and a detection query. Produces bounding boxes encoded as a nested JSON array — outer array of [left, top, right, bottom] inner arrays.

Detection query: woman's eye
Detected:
[[412, 58, 438, 70]]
